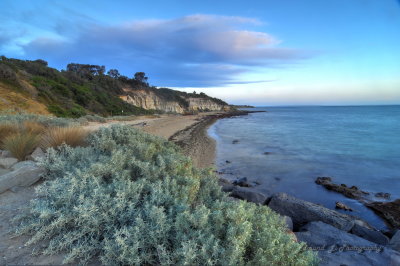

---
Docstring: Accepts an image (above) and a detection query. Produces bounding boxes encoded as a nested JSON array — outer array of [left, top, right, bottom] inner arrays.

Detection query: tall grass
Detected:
[[22, 121, 46, 135], [1, 132, 40, 160], [40, 126, 88, 148], [0, 123, 19, 143]]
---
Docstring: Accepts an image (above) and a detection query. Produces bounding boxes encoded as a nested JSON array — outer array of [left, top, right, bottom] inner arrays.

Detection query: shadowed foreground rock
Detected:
[[0, 161, 43, 193], [296, 221, 400, 266], [268, 192, 357, 231]]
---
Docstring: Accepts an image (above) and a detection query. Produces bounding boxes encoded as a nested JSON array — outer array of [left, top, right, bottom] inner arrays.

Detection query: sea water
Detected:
[[209, 106, 400, 230]]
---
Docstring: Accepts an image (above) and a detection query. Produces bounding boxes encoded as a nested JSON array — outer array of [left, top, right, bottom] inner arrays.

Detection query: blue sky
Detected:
[[0, 0, 399, 105]]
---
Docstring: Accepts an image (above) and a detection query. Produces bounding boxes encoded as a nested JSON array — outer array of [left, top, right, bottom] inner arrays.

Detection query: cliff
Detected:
[[120, 88, 229, 114]]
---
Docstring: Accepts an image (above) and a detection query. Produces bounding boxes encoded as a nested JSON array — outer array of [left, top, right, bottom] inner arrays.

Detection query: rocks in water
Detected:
[[225, 160, 231, 164], [335, 201, 353, 211], [0, 157, 18, 169], [268, 192, 355, 231], [350, 223, 389, 245], [232, 139, 239, 144], [218, 177, 235, 193], [0, 161, 44, 193], [27, 147, 45, 162], [232, 177, 253, 187], [315, 177, 399, 230], [296, 221, 400, 266], [366, 199, 400, 229], [263, 152, 271, 155], [315, 177, 369, 200], [389, 231, 400, 252], [229, 186, 270, 205], [375, 192, 391, 199]]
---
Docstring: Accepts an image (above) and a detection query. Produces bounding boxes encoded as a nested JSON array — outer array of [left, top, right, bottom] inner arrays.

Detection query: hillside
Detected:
[[0, 56, 229, 117]]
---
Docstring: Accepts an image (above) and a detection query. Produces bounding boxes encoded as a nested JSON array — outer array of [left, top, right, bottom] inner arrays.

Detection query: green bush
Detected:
[[15, 126, 317, 265]]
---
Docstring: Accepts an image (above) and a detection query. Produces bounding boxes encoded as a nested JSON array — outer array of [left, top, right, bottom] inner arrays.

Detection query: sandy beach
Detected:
[[84, 112, 224, 168]]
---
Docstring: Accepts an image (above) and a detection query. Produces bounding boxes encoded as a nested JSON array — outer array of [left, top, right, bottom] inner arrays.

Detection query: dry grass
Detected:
[[1, 132, 40, 160], [0, 123, 20, 143], [22, 121, 47, 135], [0, 82, 50, 115], [41, 126, 88, 149]]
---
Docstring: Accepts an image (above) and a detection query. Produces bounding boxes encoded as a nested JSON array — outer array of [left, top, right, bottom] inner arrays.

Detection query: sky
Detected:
[[0, 0, 399, 106]]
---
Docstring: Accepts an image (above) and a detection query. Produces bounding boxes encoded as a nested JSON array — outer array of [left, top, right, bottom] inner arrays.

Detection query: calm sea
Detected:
[[209, 106, 400, 230]]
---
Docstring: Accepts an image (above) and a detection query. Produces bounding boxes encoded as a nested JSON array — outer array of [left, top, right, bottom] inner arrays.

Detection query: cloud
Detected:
[[21, 14, 312, 87]]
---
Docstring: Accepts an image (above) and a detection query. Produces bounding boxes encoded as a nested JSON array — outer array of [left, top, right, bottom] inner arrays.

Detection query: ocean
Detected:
[[209, 105, 400, 230]]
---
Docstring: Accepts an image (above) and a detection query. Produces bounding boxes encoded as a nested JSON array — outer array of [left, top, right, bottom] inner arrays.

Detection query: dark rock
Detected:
[[268, 193, 356, 231], [315, 177, 369, 200], [219, 179, 235, 193], [282, 215, 293, 231], [350, 223, 389, 245], [225, 160, 231, 163], [296, 221, 400, 266], [230, 187, 270, 205], [232, 139, 239, 144], [366, 199, 400, 229], [375, 192, 391, 199], [389, 230, 400, 252], [263, 152, 272, 155], [232, 177, 252, 187], [335, 201, 353, 211], [274, 177, 281, 181]]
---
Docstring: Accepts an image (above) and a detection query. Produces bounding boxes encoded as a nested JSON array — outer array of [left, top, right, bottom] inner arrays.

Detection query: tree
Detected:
[[134, 72, 148, 84], [34, 59, 48, 66], [107, 69, 120, 79]]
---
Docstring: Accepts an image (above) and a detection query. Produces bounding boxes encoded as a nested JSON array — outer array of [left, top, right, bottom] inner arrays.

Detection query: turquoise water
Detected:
[[209, 106, 400, 230]]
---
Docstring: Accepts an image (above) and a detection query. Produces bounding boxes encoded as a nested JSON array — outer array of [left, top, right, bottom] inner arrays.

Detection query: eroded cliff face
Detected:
[[120, 88, 228, 114]]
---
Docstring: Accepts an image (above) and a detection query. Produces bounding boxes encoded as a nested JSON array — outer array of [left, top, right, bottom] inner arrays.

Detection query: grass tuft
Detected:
[[1, 132, 40, 160], [0, 123, 19, 143], [22, 121, 47, 135], [40, 126, 88, 148]]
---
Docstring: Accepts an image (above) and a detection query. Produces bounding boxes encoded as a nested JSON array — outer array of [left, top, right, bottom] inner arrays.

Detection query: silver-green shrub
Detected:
[[0, 113, 76, 127], [16, 125, 317, 265]]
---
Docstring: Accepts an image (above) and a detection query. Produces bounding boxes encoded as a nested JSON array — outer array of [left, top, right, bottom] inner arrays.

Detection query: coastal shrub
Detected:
[[82, 114, 107, 123], [15, 125, 317, 265], [40, 126, 88, 149], [2, 132, 40, 160]]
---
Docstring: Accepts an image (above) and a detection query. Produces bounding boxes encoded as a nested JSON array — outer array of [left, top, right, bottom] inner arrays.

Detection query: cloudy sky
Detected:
[[1, 0, 399, 105]]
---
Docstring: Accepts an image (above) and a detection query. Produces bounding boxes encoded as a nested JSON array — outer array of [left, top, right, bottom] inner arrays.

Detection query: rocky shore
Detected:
[[173, 110, 400, 265], [168, 110, 265, 168]]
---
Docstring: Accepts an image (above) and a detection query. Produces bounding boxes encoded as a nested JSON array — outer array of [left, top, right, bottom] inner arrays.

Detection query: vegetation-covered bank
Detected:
[[15, 125, 316, 265], [0, 56, 228, 117]]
